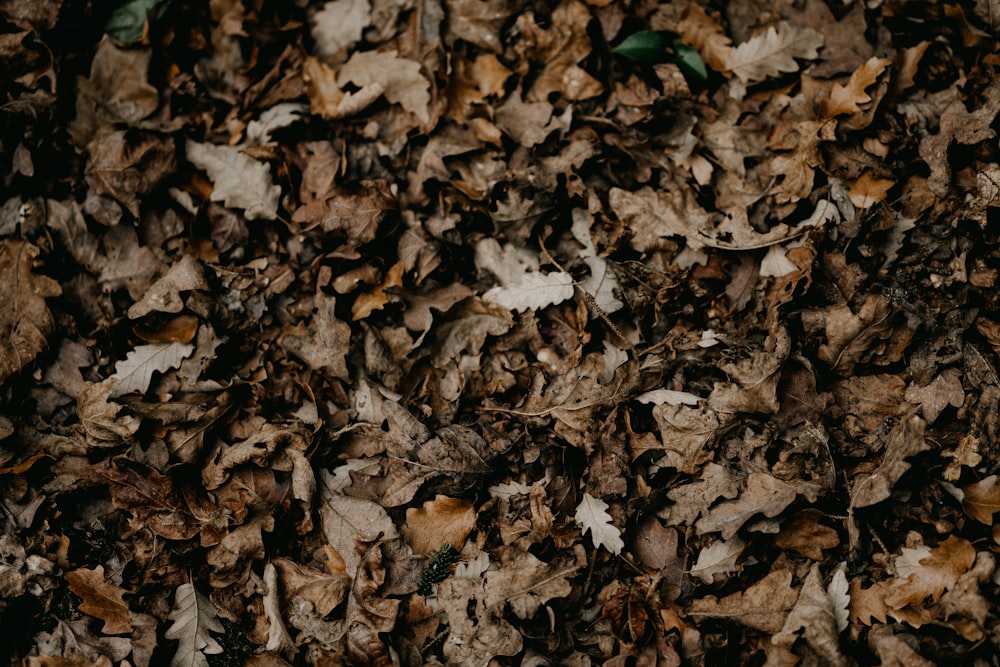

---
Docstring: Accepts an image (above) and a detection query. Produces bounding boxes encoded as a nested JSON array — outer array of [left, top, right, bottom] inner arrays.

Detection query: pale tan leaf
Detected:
[[108, 342, 194, 397], [575, 492, 624, 554], [725, 21, 824, 85], [310, 0, 370, 57], [688, 568, 799, 634], [690, 536, 744, 584], [165, 583, 223, 667], [186, 140, 281, 220], [773, 564, 848, 667], [848, 171, 895, 208], [338, 50, 431, 124]]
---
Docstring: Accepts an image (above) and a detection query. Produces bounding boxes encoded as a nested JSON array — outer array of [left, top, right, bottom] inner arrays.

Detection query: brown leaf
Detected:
[[822, 57, 892, 117], [688, 567, 800, 634], [127, 254, 207, 319], [483, 545, 583, 620], [272, 557, 351, 617], [293, 180, 396, 245], [850, 414, 929, 510], [848, 171, 895, 208], [775, 509, 841, 560], [513, 0, 602, 102], [773, 564, 849, 667], [886, 535, 976, 608], [281, 292, 351, 381], [84, 131, 176, 219], [0, 239, 61, 387], [960, 475, 1000, 525], [696, 472, 822, 539], [677, 4, 732, 72], [403, 495, 476, 556], [65, 566, 132, 635]]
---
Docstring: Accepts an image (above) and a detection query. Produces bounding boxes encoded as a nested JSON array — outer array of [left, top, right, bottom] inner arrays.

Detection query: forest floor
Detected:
[[2, 0, 1000, 665]]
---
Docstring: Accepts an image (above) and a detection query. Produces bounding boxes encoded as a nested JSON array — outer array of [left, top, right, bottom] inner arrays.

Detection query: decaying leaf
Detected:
[[0, 239, 61, 387], [850, 414, 929, 511], [772, 564, 849, 666], [688, 567, 799, 634], [310, 0, 370, 57], [338, 50, 431, 124], [690, 536, 744, 584], [886, 535, 976, 609]]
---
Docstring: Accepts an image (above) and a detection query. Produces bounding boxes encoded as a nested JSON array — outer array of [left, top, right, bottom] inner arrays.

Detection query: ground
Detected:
[[1, 0, 1000, 665]]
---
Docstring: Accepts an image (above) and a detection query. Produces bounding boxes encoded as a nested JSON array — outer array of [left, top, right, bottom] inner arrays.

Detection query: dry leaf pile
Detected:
[[4, 0, 1000, 664]]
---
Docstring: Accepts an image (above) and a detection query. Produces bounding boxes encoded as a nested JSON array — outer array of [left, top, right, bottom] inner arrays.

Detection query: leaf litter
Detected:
[[3, 0, 1000, 665]]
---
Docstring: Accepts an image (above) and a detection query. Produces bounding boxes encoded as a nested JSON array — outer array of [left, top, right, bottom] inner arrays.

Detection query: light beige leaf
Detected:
[[575, 493, 624, 554], [310, 0, 370, 57], [186, 140, 280, 220], [483, 270, 575, 312], [165, 583, 223, 667], [484, 546, 580, 619], [725, 21, 824, 85], [690, 536, 744, 584], [635, 389, 701, 406], [109, 342, 194, 397], [338, 50, 431, 124]]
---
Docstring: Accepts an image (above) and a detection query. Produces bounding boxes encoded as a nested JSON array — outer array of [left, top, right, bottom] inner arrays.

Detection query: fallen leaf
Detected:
[[575, 493, 624, 554], [886, 535, 976, 608], [822, 57, 892, 117], [484, 545, 581, 619], [128, 254, 208, 319], [403, 495, 476, 556], [165, 583, 224, 667], [725, 21, 824, 87], [696, 472, 822, 539], [850, 414, 929, 510], [108, 341, 195, 397], [338, 50, 431, 124], [0, 239, 61, 387], [281, 292, 351, 380], [186, 140, 281, 220], [65, 566, 132, 635], [688, 567, 799, 634], [678, 4, 732, 72], [775, 509, 841, 560], [773, 564, 849, 667], [310, 0, 370, 57], [849, 171, 895, 208], [690, 536, 744, 584], [960, 475, 1000, 525]]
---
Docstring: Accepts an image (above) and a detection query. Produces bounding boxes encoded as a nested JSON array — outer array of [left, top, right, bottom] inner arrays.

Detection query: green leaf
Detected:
[[105, 0, 171, 44], [673, 43, 708, 80], [612, 31, 669, 63]]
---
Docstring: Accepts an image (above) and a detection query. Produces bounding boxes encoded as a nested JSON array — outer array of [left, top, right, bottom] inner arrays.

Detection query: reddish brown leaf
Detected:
[[65, 566, 132, 635]]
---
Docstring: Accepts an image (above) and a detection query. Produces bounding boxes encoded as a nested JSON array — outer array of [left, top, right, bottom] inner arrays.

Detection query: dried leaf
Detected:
[[0, 239, 61, 387], [773, 564, 848, 667], [696, 472, 821, 539], [310, 0, 370, 57], [849, 171, 895, 208], [281, 292, 351, 380], [725, 21, 824, 85], [403, 495, 476, 556], [678, 4, 732, 72], [850, 414, 929, 510], [775, 509, 841, 560], [484, 545, 580, 619], [688, 567, 799, 634], [108, 341, 195, 397], [575, 493, 624, 554], [65, 566, 132, 635], [186, 140, 281, 220], [338, 50, 431, 124], [960, 475, 1000, 525], [128, 254, 208, 319], [690, 536, 744, 584], [886, 536, 976, 608], [822, 57, 892, 117], [165, 583, 224, 667]]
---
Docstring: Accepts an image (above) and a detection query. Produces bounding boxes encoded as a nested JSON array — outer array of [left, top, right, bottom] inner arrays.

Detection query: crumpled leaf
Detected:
[[0, 239, 61, 387], [165, 583, 224, 667], [725, 21, 824, 86], [108, 341, 194, 397], [438, 577, 523, 665], [575, 492, 624, 554], [476, 237, 575, 313], [483, 545, 581, 619], [186, 140, 281, 220], [696, 472, 823, 539], [338, 50, 431, 124], [281, 292, 351, 380], [65, 566, 132, 636], [128, 254, 208, 319], [822, 57, 892, 117], [85, 131, 175, 219]]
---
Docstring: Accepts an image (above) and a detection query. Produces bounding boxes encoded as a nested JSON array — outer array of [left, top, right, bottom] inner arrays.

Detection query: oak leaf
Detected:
[[678, 4, 732, 72], [310, 0, 370, 57], [575, 493, 624, 554], [128, 254, 208, 319], [688, 567, 799, 634], [0, 239, 61, 387], [403, 495, 476, 556], [281, 292, 351, 380], [690, 536, 744, 584], [65, 566, 131, 635], [108, 342, 194, 397], [960, 475, 1000, 525], [165, 583, 223, 667], [850, 414, 929, 510], [696, 472, 822, 539], [848, 171, 895, 208], [484, 545, 581, 619], [886, 536, 976, 608], [775, 509, 841, 560], [822, 57, 892, 117], [773, 564, 849, 666], [186, 140, 281, 220], [338, 50, 431, 124], [725, 21, 824, 86], [476, 238, 575, 313]]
